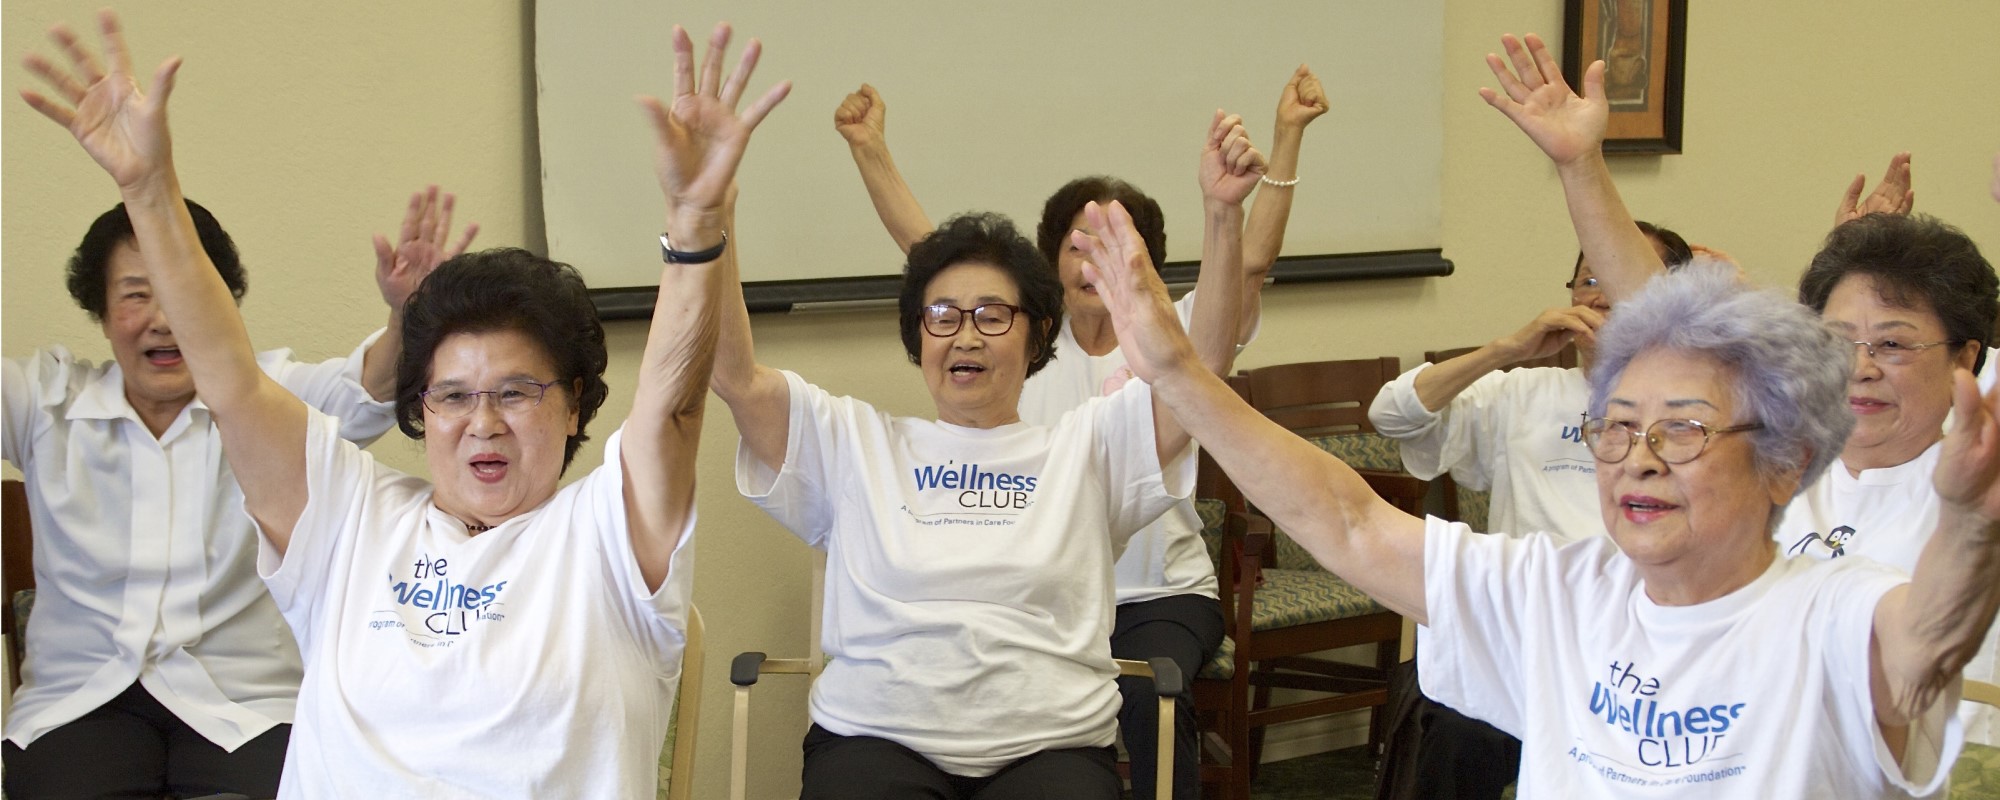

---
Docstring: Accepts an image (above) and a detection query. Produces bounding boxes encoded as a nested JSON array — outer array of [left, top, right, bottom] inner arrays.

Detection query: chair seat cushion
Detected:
[[1953, 742, 2000, 797], [1199, 635, 1236, 680], [1252, 569, 1386, 630]]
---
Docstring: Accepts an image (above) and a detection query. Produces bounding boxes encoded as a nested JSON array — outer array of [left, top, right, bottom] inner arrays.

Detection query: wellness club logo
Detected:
[[1585, 660, 1747, 773], [912, 461, 1039, 510], [375, 552, 513, 641]]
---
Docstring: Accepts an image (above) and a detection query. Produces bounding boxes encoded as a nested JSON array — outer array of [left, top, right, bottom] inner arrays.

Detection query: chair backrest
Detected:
[[1967, 679, 2000, 708], [659, 605, 705, 800], [1423, 343, 1580, 372], [1240, 357, 1400, 438], [4, 479, 31, 693]]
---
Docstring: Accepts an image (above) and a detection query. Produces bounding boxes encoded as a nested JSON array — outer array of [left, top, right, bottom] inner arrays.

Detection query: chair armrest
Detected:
[[731, 652, 767, 686]]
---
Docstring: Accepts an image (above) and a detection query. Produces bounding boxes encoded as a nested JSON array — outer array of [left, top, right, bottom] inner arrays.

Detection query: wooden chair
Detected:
[[4, 479, 32, 695], [655, 605, 706, 800], [722, 554, 1184, 799], [1191, 360, 1413, 800], [1418, 345, 1581, 530]]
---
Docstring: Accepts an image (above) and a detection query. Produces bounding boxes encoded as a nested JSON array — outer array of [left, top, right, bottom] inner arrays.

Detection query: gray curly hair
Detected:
[[1587, 259, 1855, 496]]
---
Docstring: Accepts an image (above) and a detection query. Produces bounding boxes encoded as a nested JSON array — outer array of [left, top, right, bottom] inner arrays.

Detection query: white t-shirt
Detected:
[[1368, 363, 1602, 543], [1, 339, 394, 750], [1019, 290, 1227, 604], [1981, 348, 1999, 395], [1775, 442, 2000, 746], [1422, 518, 1958, 798], [258, 409, 694, 799], [739, 370, 1194, 777]]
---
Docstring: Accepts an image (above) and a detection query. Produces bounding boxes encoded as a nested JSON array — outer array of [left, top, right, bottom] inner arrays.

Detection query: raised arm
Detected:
[[360, 185, 479, 400], [1410, 305, 1603, 411], [708, 185, 792, 473], [1080, 199, 1428, 620], [1237, 64, 1326, 342], [1185, 110, 1264, 377], [23, 12, 314, 548], [1833, 152, 1914, 229], [1481, 33, 1662, 303], [1871, 370, 2000, 753], [626, 23, 790, 591], [835, 84, 933, 254]]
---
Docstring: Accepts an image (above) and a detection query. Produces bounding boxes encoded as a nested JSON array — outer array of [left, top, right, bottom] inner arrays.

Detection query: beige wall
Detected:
[[4, 2, 1997, 798]]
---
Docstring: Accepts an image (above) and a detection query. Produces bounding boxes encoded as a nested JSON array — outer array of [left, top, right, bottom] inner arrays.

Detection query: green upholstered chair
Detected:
[[1186, 360, 1413, 800], [1952, 680, 2000, 799]]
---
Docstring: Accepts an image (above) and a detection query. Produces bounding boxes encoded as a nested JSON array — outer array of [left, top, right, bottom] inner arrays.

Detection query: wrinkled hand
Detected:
[[1936, 370, 2000, 524], [374, 186, 479, 316], [1495, 305, 1604, 362], [1276, 64, 1328, 131], [20, 11, 181, 190], [1834, 152, 1914, 228], [1200, 110, 1267, 206], [833, 83, 886, 148], [640, 23, 791, 222], [1479, 33, 1607, 168], [1073, 201, 1198, 384]]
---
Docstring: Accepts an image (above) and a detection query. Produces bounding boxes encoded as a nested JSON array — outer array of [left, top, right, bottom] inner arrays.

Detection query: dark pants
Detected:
[[1412, 702, 1520, 800], [2, 682, 289, 800], [801, 724, 1120, 799], [1111, 593, 1225, 800]]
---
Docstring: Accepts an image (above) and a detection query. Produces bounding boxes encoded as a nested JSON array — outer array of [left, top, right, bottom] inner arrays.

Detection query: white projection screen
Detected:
[[536, 0, 1445, 313]]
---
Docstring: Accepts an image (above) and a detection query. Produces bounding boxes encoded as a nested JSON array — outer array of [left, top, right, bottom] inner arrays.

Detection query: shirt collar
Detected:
[[64, 359, 208, 435]]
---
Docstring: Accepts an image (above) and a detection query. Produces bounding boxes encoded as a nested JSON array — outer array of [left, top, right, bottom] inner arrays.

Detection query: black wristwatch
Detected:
[[660, 231, 728, 264]]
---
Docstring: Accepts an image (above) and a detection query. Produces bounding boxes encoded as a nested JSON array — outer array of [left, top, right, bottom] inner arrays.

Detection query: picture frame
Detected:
[[1562, 0, 1687, 155]]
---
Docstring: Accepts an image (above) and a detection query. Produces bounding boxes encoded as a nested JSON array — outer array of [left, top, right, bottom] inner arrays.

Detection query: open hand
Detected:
[[1073, 201, 1198, 384], [640, 23, 790, 225], [1834, 152, 1914, 228], [1479, 33, 1606, 168], [1276, 64, 1328, 131], [1200, 110, 1266, 206], [834, 83, 886, 148], [20, 11, 181, 191], [1937, 369, 2000, 523], [374, 186, 479, 315]]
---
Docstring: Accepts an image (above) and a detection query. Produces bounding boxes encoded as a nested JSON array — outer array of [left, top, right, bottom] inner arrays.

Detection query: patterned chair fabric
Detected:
[[656, 692, 680, 799], [1952, 743, 2000, 798], [1195, 498, 1228, 568], [1456, 487, 1493, 533], [1250, 569, 1386, 630], [1200, 635, 1236, 680]]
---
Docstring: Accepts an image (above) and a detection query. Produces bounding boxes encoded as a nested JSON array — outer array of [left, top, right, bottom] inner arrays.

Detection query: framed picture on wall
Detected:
[[1562, 0, 1686, 154]]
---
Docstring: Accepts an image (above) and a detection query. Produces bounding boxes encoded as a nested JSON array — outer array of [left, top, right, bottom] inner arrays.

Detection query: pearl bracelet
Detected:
[[1260, 174, 1300, 188]]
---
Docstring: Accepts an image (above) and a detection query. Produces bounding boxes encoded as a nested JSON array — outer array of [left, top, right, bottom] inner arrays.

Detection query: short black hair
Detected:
[[1799, 213, 1997, 374], [899, 213, 1065, 378], [1570, 219, 1693, 281], [1036, 176, 1167, 272], [394, 248, 610, 472], [67, 199, 246, 321]]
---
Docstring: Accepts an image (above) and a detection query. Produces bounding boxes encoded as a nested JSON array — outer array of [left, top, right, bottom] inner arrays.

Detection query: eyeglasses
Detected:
[[1565, 276, 1601, 291], [1579, 415, 1764, 465], [1849, 338, 1954, 366], [420, 379, 559, 418], [921, 304, 1021, 338]]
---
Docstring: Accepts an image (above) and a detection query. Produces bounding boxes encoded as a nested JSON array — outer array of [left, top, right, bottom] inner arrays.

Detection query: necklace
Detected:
[[467, 522, 496, 533]]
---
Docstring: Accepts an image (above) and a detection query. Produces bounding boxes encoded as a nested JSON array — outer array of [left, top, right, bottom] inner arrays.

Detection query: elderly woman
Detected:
[[711, 117, 1261, 798], [20, 14, 783, 796], [1082, 185, 1990, 794], [4, 60, 474, 800], [832, 74, 1310, 800], [1475, 32, 2000, 752]]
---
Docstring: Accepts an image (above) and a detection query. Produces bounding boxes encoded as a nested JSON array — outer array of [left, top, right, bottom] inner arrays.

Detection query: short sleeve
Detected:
[[1417, 517, 1539, 737], [260, 330, 396, 445], [575, 427, 694, 669], [1088, 380, 1194, 542], [736, 370, 844, 549], [254, 406, 386, 653], [1368, 363, 1504, 488], [1824, 569, 1961, 795]]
